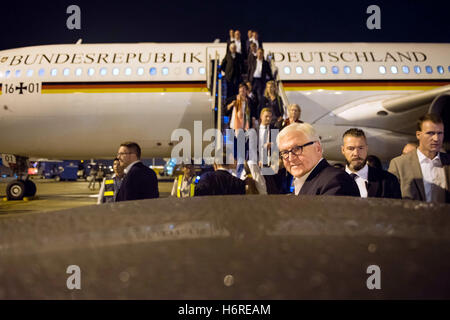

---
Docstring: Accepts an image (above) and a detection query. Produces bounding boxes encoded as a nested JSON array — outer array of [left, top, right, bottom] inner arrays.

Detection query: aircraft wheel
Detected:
[[6, 180, 26, 200], [24, 180, 37, 197]]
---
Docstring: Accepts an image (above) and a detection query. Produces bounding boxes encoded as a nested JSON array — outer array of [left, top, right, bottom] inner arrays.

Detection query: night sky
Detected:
[[1, 0, 449, 51]]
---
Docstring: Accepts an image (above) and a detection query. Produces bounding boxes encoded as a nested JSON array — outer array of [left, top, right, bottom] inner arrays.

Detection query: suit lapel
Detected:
[[367, 167, 380, 197], [410, 151, 426, 201], [300, 159, 328, 194], [440, 153, 450, 202]]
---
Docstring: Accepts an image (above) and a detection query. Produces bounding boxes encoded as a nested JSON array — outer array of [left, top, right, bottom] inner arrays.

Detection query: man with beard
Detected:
[[342, 128, 401, 199]]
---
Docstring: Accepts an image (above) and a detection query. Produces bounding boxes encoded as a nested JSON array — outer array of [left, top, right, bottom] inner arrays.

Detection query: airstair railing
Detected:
[[268, 52, 290, 118]]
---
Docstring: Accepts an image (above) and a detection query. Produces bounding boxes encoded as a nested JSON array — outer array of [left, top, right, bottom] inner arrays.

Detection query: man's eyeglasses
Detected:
[[279, 141, 315, 160]]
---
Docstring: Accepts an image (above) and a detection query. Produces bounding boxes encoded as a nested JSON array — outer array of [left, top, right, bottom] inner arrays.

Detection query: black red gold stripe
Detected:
[[41, 81, 208, 93]]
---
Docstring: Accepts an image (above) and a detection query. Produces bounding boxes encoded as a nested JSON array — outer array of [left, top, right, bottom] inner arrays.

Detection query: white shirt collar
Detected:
[[294, 158, 323, 195], [345, 163, 369, 181], [124, 160, 140, 174], [417, 148, 440, 163]]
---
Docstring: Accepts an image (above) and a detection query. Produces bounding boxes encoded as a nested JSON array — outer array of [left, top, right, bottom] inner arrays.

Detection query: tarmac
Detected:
[[0, 192, 449, 299], [0, 176, 174, 217]]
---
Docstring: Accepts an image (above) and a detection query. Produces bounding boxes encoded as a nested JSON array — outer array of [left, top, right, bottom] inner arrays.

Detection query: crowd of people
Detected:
[[92, 31, 448, 204], [221, 29, 289, 130], [96, 112, 448, 205]]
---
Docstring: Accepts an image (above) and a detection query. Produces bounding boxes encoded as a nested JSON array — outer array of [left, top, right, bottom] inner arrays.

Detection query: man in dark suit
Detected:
[[277, 123, 360, 196], [115, 141, 159, 201], [230, 30, 247, 60], [341, 128, 401, 199], [221, 43, 244, 98], [389, 113, 449, 203], [248, 48, 273, 111], [194, 152, 246, 196]]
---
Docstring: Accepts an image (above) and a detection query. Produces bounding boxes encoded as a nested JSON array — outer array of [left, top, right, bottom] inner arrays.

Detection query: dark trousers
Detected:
[[226, 78, 240, 99], [252, 77, 265, 115]]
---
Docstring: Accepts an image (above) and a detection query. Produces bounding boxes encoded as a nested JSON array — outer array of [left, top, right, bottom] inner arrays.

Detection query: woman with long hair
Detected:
[[263, 80, 284, 128]]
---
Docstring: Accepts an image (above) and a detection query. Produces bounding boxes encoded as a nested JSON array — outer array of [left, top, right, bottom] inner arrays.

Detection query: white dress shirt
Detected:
[[234, 39, 242, 54], [345, 164, 369, 198], [259, 124, 270, 165], [294, 158, 324, 195], [253, 59, 263, 78], [417, 149, 447, 202]]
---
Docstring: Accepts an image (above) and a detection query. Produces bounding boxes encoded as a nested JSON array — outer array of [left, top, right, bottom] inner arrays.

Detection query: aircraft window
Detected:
[[51, 68, 57, 76], [150, 67, 157, 75], [448, 66, 450, 73], [137, 67, 144, 76], [112, 68, 120, 76], [125, 67, 132, 76], [38, 69, 45, 76], [332, 66, 339, 74], [100, 67, 107, 76], [63, 68, 70, 76], [414, 66, 421, 74], [88, 68, 95, 76], [75, 68, 82, 76], [320, 66, 326, 74], [308, 66, 315, 74], [402, 66, 410, 74], [390, 66, 398, 74], [15, 70, 21, 77], [437, 66, 444, 74], [199, 67, 206, 75], [162, 67, 169, 75], [5, 70, 11, 78], [295, 66, 303, 74], [27, 69, 33, 77], [379, 66, 386, 74], [344, 66, 351, 74], [186, 67, 193, 75], [355, 66, 363, 74], [0, 71, 3, 78], [284, 66, 291, 74], [425, 66, 433, 74]]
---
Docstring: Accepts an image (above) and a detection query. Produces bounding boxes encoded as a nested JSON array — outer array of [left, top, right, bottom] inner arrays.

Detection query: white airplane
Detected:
[[0, 41, 449, 199]]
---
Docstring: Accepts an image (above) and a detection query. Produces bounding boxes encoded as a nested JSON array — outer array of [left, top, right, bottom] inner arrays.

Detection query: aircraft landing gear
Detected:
[[3, 155, 37, 201]]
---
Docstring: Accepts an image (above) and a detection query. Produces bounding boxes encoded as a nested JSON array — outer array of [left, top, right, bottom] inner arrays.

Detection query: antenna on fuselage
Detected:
[[76, 39, 83, 45]]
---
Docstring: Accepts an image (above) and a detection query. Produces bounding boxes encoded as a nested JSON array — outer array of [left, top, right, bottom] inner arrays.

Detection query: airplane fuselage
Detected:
[[1, 42, 449, 162]]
